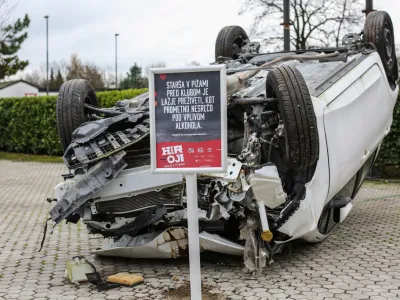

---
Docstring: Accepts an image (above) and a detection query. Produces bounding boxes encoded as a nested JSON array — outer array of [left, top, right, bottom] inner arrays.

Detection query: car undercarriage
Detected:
[[47, 11, 398, 273]]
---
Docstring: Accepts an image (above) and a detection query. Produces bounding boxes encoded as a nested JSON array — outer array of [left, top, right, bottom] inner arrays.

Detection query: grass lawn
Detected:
[[0, 152, 63, 163]]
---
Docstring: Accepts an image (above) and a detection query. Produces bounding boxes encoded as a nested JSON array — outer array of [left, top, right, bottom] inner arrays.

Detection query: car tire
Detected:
[[56, 79, 99, 152], [266, 65, 319, 169], [215, 25, 249, 60], [364, 11, 398, 81]]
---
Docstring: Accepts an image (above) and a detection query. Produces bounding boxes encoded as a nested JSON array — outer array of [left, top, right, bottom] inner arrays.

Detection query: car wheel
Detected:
[[215, 25, 249, 60], [266, 65, 319, 170], [364, 11, 398, 81], [56, 79, 99, 152]]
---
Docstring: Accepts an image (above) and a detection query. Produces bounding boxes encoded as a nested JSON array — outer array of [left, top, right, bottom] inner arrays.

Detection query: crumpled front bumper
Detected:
[[93, 226, 244, 258]]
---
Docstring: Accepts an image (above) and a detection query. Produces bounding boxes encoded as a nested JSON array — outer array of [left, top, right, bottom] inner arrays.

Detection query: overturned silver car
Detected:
[[49, 11, 398, 271]]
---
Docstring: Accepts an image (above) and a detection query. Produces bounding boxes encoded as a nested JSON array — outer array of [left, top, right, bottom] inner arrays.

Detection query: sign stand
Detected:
[[149, 65, 227, 300], [186, 173, 202, 300]]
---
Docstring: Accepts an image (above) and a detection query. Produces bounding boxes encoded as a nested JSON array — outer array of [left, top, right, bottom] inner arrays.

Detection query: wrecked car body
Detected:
[[49, 11, 398, 272]]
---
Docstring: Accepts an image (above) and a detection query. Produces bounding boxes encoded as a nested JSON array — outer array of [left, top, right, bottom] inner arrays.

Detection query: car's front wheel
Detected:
[[266, 65, 319, 171], [56, 79, 99, 152]]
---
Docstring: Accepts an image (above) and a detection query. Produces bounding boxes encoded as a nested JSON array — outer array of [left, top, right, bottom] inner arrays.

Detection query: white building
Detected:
[[0, 80, 40, 98], [0, 80, 119, 98]]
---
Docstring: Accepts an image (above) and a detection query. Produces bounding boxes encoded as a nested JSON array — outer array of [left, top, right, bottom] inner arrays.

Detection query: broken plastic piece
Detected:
[[63, 114, 149, 169], [86, 272, 122, 291], [242, 216, 259, 272], [329, 196, 352, 209], [248, 165, 286, 209], [50, 152, 127, 224], [38, 217, 51, 252], [65, 256, 96, 284], [100, 204, 167, 237]]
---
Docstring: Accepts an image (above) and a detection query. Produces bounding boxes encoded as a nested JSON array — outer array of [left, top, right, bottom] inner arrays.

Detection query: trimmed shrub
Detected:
[[376, 97, 400, 166], [0, 89, 148, 155], [0, 87, 398, 166], [0, 96, 59, 155], [98, 88, 148, 108]]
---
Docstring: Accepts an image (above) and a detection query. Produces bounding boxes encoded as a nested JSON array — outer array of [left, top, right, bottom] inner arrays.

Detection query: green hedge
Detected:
[[376, 96, 400, 166], [97, 88, 148, 108], [0, 88, 399, 165], [0, 89, 148, 155]]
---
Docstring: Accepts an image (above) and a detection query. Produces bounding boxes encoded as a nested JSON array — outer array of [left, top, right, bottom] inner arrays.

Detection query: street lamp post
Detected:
[[115, 33, 119, 89], [44, 15, 49, 96], [283, 0, 290, 51], [364, 0, 374, 15]]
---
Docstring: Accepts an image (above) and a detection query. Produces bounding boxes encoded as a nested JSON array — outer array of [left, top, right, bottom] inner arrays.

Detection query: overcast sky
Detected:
[[9, 0, 400, 78]]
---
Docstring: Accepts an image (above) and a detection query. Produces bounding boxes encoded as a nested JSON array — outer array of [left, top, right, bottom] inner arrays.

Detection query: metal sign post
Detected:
[[186, 173, 201, 299], [149, 65, 227, 300]]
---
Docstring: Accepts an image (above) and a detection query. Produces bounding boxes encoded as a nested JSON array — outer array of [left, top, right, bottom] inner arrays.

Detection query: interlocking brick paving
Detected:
[[0, 160, 399, 299]]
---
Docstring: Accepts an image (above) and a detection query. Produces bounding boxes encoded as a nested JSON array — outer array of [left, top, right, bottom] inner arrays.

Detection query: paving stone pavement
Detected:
[[0, 160, 399, 300]]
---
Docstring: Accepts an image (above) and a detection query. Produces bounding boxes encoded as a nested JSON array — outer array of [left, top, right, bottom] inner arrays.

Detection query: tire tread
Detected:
[[215, 26, 249, 60], [364, 11, 396, 79], [56, 79, 98, 151], [266, 65, 319, 169]]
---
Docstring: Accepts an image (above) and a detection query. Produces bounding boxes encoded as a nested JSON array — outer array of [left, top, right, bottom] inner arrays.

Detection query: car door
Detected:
[[323, 61, 392, 200]]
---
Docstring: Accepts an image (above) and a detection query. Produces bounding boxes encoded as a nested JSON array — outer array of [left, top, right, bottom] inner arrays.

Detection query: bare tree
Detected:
[[0, 0, 17, 40], [24, 62, 64, 88], [240, 0, 363, 50], [66, 54, 105, 88], [50, 59, 68, 78], [23, 62, 63, 88], [101, 65, 114, 88], [23, 55, 107, 89], [84, 62, 105, 89], [66, 54, 85, 80], [23, 69, 45, 87]]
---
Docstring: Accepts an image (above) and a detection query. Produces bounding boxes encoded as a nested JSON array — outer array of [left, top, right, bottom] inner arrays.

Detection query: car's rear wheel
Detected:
[[56, 79, 99, 152], [266, 65, 319, 170], [215, 25, 250, 60], [364, 11, 398, 81]]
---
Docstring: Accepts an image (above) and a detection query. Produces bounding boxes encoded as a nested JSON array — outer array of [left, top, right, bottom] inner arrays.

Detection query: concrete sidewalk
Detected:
[[0, 160, 399, 299]]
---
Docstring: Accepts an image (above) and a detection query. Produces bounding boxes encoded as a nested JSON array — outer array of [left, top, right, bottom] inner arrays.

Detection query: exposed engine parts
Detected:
[[63, 114, 150, 169]]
